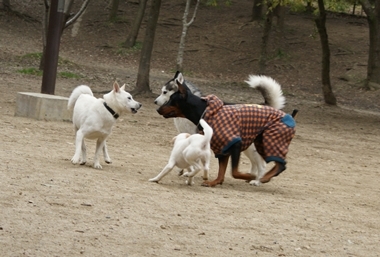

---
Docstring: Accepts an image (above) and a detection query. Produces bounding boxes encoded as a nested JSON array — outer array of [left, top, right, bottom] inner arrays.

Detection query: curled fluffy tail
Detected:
[[245, 75, 285, 110], [199, 119, 213, 144], [67, 85, 93, 110]]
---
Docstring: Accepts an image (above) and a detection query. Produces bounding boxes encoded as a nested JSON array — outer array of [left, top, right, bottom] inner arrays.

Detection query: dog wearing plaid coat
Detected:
[[157, 75, 297, 187]]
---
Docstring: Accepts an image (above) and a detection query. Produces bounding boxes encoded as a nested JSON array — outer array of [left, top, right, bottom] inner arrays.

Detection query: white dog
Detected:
[[67, 82, 142, 169], [149, 119, 213, 185]]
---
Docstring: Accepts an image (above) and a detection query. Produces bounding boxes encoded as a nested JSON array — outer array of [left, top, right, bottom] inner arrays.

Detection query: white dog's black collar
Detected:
[[103, 102, 119, 119]]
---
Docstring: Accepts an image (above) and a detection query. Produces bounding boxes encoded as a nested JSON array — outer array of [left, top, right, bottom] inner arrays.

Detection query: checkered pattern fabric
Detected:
[[202, 95, 295, 163]]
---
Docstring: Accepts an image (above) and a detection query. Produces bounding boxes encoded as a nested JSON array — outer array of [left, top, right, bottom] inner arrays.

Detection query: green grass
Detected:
[[17, 68, 82, 79], [117, 41, 143, 55], [22, 52, 42, 60], [17, 67, 43, 76], [58, 71, 82, 79], [18, 52, 82, 79]]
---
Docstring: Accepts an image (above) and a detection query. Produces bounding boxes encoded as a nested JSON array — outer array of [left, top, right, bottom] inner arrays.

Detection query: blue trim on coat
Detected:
[[222, 137, 242, 155], [265, 156, 286, 164], [281, 114, 296, 128]]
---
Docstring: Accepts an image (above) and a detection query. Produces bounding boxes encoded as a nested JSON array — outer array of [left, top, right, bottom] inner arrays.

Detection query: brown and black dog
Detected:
[[157, 75, 297, 187]]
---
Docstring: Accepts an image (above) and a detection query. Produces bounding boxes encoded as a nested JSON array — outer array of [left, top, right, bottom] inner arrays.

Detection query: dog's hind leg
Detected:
[[259, 162, 286, 184], [243, 144, 266, 179], [102, 142, 112, 164], [80, 138, 87, 165], [183, 167, 197, 185], [93, 138, 106, 169], [183, 161, 204, 185], [149, 162, 175, 183], [244, 144, 267, 186], [71, 130, 85, 165]]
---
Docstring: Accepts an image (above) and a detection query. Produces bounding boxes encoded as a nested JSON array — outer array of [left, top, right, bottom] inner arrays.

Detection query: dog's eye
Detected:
[[128, 97, 131, 100], [163, 91, 167, 95]]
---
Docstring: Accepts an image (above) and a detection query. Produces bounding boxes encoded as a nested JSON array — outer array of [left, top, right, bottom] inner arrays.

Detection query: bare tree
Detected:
[[2, 0, 10, 11], [359, 0, 380, 90], [109, 0, 120, 22], [251, 0, 263, 21], [176, 0, 200, 71], [123, 0, 148, 48], [41, 0, 90, 94], [39, 0, 90, 71], [134, 0, 162, 95], [314, 0, 336, 105], [258, 1, 274, 74]]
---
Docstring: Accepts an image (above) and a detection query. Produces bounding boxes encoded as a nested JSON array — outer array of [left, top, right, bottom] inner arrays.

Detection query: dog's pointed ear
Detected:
[[121, 84, 126, 91], [176, 72, 184, 84], [176, 79, 187, 95], [113, 81, 121, 93]]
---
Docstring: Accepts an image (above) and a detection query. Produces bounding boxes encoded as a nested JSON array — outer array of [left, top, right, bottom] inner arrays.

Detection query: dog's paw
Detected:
[[148, 178, 159, 183], [93, 163, 103, 169], [249, 180, 262, 186], [185, 178, 194, 186], [71, 157, 81, 165], [105, 160, 112, 164], [182, 172, 190, 177]]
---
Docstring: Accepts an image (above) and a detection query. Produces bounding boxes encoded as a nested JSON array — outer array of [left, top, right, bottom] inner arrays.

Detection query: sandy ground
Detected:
[[1, 74, 380, 256]]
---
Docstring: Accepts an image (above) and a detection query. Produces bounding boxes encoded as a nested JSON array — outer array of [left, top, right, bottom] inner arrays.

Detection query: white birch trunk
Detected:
[[176, 0, 200, 71]]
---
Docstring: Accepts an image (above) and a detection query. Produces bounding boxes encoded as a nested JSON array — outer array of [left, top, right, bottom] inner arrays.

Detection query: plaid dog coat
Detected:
[[202, 95, 296, 164]]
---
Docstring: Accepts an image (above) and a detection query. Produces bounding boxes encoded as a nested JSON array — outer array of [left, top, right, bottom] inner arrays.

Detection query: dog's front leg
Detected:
[[71, 130, 85, 165], [102, 142, 112, 164], [202, 156, 229, 187], [229, 142, 256, 181], [94, 138, 106, 169]]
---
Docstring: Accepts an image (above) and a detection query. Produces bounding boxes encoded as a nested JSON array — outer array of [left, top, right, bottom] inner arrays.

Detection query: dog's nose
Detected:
[[154, 100, 157, 104]]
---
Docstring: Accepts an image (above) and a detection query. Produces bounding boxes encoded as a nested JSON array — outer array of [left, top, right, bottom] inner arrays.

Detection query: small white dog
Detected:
[[67, 81, 142, 169], [149, 119, 213, 185]]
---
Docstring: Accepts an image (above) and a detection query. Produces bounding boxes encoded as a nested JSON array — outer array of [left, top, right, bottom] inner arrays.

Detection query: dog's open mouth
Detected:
[[131, 108, 138, 114]]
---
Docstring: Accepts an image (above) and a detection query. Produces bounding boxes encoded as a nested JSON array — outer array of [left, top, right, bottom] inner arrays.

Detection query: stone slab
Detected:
[[15, 92, 72, 122]]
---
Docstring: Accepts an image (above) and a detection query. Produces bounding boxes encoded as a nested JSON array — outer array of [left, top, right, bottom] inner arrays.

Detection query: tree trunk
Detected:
[[39, 0, 49, 70], [2, 0, 10, 10], [258, 2, 273, 74], [359, 0, 380, 90], [273, 3, 285, 30], [39, 0, 89, 71], [134, 0, 162, 94], [41, 0, 66, 95], [109, 0, 120, 22], [124, 0, 148, 48], [176, 0, 200, 71], [314, 0, 336, 105], [251, 0, 263, 21]]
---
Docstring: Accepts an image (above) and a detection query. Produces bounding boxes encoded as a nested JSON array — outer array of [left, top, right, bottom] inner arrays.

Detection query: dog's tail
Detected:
[[245, 75, 286, 110], [67, 85, 93, 111], [199, 119, 213, 144]]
